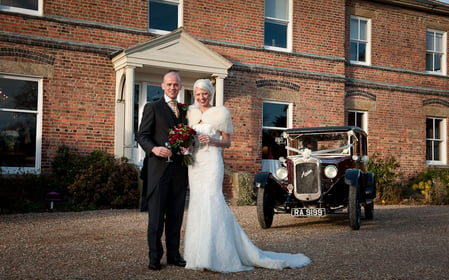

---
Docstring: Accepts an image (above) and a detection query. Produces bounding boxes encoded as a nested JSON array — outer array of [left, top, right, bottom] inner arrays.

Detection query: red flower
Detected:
[[167, 123, 196, 165]]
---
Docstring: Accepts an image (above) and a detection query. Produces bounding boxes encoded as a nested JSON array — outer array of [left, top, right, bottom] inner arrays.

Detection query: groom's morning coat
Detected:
[[137, 97, 188, 199]]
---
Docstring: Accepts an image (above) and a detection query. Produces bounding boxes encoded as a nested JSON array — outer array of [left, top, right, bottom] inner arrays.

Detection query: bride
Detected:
[[183, 79, 311, 273]]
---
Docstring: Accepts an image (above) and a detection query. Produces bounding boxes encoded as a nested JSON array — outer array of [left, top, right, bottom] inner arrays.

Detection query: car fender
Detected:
[[254, 172, 288, 205], [344, 169, 361, 187], [254, 172, 272, 189]]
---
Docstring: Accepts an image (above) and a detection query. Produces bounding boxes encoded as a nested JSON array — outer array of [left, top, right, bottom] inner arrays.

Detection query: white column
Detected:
[[124, 66, 135, 160], [114, 69, 125, 157], [214, 75, 225, 106]]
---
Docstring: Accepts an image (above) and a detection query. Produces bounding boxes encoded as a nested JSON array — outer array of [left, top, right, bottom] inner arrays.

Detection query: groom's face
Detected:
[[162, 73, 182, 100]]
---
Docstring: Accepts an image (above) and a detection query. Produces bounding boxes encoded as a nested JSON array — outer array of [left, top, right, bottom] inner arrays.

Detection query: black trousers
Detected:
[[147, 160, 187, 261]]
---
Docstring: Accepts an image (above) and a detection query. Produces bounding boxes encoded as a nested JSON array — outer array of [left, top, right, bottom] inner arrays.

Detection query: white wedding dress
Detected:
[[184, 112, 311, 272]]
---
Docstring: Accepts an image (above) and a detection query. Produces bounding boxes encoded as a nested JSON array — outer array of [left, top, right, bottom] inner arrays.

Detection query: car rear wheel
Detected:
[[348, 185, 361, 230], [364, 201, 374, 220], [256, 187, 274, 229]]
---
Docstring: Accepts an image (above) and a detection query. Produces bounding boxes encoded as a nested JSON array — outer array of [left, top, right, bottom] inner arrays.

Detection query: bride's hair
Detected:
[[193, 79, 215, 105]]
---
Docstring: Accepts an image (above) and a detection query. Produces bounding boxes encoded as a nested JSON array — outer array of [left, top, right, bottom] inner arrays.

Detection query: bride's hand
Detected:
[[198, 134, 210, 144]]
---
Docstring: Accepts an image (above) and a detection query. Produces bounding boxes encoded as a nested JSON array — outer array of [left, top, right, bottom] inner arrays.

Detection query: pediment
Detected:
[[112, 28, 232, 76]]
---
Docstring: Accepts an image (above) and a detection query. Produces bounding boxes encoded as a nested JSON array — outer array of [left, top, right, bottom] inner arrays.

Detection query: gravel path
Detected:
[[1, 205, 448, 280]]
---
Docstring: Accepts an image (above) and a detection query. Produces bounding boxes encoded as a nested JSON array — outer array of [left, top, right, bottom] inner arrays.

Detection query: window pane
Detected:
[[0, 0, 38, 10], [0, 78, 38, 110], [426, 118, 433, 138], [265, 0, 288, 19], [263, 103, 288, 127], [359, 20, 367, 40], [356, 113, 363, 127], [434, 54, 442, 72], [350, 42, 358, 61], [350, 18, 358, 39], [348, 111, 355, 126], [426, 54, 434, 71], [426, 140, 432, 160], [435, 33, 443, 52], [434, 119, 441, 138], [0, 111, 36, 167], [426, 31, 434, 50], [149, 1, 178, 31], [358, 43, 366, 62], [434, 141, 441, 160], [146, 85, 164, 102], [264, 21, 287, 48], [262, 129, 286, 159]]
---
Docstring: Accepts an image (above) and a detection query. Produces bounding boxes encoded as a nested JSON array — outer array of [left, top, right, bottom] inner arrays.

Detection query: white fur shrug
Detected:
[[187, 105, 234, 134]]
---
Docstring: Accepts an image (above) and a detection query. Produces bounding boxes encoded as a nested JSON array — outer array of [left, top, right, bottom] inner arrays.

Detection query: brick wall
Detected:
[[1, 0, 449, 195]]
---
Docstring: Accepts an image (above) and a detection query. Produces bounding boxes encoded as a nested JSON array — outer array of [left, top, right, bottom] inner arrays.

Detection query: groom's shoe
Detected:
[[148, 258, 161, 270], [167, 255, 186, 267]]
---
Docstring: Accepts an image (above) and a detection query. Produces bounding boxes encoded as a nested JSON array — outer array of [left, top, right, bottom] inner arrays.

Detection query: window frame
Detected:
[[148, 0, 183, 35], [347, 110, 368, 132], [349, 15, 371, 65], [426, 117, 447, 165], [0, 74, 43, 174], [261, 101, 292, 165], [264, 0, 293, 52], [0, 0, 43, 16], [426, 29, 447, 75]]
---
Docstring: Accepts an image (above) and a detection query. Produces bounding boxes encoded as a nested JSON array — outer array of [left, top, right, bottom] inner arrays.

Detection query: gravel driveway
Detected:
[[1, 205, 448, 280]]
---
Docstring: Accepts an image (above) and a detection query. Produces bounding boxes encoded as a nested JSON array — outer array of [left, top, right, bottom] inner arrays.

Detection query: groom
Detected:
[[137, 70, 189, 270]]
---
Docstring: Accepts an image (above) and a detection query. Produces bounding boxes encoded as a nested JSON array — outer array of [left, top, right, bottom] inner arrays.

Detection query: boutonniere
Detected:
[[178, 103, 188, 112]]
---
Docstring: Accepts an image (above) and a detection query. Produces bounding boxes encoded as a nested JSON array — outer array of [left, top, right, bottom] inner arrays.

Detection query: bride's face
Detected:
[[194, 88, 210, 107]]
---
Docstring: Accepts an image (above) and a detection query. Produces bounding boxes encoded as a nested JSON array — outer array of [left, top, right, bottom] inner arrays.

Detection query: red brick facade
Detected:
[[1, 0, 449, 199]]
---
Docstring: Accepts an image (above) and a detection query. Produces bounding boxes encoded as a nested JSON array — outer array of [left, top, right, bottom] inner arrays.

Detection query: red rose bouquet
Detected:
[[168, 123, 196, 165]]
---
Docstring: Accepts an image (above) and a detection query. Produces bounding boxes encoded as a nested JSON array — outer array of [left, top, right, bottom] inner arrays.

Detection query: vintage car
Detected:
[[254, 126, 376, 230]]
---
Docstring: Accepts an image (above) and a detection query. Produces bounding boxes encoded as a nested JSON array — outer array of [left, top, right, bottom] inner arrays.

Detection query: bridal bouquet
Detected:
[[168, 123, 196, 165]]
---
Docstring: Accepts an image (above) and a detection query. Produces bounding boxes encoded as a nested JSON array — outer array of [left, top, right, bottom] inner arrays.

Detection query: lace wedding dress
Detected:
[[184, 107, 311, 273]]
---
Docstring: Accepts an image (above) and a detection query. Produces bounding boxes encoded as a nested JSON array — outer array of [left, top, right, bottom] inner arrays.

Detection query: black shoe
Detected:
[[167, 256, 186, 267], [148, 259, 161, 270]]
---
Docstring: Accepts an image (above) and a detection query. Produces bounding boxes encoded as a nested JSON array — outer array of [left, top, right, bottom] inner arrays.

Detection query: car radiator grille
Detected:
[[295, 163, 319, 194]]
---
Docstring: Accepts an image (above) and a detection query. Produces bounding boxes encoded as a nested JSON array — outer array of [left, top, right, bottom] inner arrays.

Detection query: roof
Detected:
[[371, 0, 449, 15]]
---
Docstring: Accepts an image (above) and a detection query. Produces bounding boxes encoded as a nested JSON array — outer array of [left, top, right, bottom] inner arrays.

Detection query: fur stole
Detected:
[[187, 105, 234, 134]]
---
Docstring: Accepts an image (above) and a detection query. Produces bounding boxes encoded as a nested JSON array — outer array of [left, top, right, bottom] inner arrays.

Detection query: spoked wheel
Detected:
[[256, 187, 274, 229], [348, 185, 361, 230], [364, 201, 374, 220]]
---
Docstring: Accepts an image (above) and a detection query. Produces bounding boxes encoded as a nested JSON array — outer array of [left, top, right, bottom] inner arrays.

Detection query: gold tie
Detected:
[[169, 100, 180, 118]]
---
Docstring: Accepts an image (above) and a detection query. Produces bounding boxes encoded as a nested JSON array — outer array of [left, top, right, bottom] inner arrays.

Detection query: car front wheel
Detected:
[[256, 187, 274, 229], [348, 185, 361, 230]]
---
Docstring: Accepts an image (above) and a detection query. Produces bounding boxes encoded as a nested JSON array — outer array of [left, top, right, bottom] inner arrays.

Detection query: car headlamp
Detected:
[[275, 167, 288, 180], [324, 165, 338, 179]]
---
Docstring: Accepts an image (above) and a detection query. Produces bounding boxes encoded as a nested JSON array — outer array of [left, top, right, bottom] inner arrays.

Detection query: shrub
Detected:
[[67, 151, 139, 209], [409, 169, 449, 205], [1, 146, 140, 213], [368, 153, 402, 203], [0, 171, 54, 213]]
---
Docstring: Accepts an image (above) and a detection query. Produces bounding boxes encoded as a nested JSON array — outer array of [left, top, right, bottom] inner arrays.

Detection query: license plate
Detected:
[[291, 208, 326, 217]]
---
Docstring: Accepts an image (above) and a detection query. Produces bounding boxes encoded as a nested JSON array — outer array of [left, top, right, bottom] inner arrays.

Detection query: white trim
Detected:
[[263, 0, 292, 52], [426, 117, 447, 165], [112, 29, 232, 165], [348, 110, 368, 133], [0, 74, 42, 174], [0, 0, 43, 16], [148, 0, 183, 35], [350, 15, 371, 66], [262, 100, 291, 129], [425, 29, 447, 75]]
